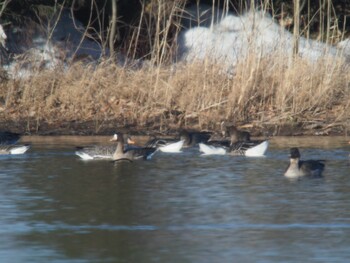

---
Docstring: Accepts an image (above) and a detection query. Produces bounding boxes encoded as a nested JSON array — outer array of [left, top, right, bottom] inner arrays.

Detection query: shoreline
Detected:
[[1, 119, 348, 137], [19, 135, 349, 152]]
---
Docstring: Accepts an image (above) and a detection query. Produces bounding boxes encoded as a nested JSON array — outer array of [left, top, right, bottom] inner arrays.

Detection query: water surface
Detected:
[[0, 136, 349, 262]]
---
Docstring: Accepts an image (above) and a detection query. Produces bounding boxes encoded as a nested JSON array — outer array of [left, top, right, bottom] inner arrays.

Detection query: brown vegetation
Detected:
[[0, 0, 349, 136], [0, 53, 349, 136]]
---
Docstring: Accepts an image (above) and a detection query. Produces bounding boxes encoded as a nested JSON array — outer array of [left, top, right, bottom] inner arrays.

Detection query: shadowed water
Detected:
[[0, 136, 349, 262]]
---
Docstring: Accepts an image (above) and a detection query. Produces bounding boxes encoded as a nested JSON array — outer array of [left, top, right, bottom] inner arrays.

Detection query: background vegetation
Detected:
[[0, 0, 349, 136]]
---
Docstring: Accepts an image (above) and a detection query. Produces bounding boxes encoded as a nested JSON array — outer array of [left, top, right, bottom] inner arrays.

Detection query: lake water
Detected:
[[0, 136, 349, 263]]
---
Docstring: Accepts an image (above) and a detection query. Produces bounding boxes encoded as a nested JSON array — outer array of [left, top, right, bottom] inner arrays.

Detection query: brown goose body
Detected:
[[111, 133, 156, 161]]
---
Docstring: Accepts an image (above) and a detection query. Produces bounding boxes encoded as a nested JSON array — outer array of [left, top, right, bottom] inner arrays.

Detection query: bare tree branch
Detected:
[[0, 0, 11, 18], [109, 0, 118, 58]]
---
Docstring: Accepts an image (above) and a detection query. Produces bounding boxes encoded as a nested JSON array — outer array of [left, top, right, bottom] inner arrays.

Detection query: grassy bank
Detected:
[[0, 53, 349, 136]]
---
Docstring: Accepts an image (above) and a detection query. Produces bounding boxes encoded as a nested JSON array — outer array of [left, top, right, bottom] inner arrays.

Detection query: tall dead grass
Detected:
[[1, 52, 349, 133], [0, 0, 349, 134]]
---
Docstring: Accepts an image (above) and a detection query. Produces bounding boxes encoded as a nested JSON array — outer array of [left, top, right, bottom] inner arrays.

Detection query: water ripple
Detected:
[[6, 222, 350, 233]]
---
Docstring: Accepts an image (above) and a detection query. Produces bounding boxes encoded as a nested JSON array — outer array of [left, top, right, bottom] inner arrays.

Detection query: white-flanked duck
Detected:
[[284, 147, 325, 179], [0, 131, 30, 155], [144, 137, 185, 153], [75, 136, 135, 160], [198, 142, 227, 155], [144, 130, 211, 152], [199, 126, 268, 156], [230, 140, 269, 156], [0, 144, 31, 155], [199, 140, 269, 156], [158, 140, 185, 153], [111, 133, 157, 161]]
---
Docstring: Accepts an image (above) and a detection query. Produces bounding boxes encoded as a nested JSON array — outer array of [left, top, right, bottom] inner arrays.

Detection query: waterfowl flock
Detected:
[[1, 128, 349, 179], [73, 127, 348, 179]]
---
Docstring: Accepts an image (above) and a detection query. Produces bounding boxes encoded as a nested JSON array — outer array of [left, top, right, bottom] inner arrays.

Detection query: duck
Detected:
[[228, 140, 269, 156], [144, 136, 185, 153], [179, 130, 212, 147], [0, 131, 21, 145], [111, 133, 157, 161], [0, 144, 31, 155], [199, 126, 269, 156], [227, 126, 269, 156], [75, 135, 135, 160], [0, 131, 30, 155], [284, 147, 325, 179], [143, 130, 211, 152]]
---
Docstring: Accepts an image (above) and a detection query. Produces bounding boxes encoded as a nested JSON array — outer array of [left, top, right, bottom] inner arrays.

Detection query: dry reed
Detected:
[[0, 0, 349, 135], [1, 52, 349, 134]]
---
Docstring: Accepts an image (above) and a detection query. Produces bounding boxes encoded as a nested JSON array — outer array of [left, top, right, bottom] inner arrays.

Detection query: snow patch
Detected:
[[1, 9, 111, 79], [177, 5, 350, 70], [0, 24, 6, 48]]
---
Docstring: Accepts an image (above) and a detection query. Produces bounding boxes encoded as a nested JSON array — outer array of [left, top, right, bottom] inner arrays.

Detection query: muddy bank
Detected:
[[1, 118, 348, 137]]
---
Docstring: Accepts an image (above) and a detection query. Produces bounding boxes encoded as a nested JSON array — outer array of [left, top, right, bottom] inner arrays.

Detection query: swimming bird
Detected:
[[228, 140, 269, 156], [179, 130, 212, 147], [227, 126, 268, 156], [199, 126, 268, 156], [0, 144, 31, 155], [199, 139, 269, 156], [0, 131, 30, 155], [111, 133, 157, 161], [75, 136, 135, 160], [144, 136, 185, 153], [144, 130, 211, 152], [284, 147, 325, 179]]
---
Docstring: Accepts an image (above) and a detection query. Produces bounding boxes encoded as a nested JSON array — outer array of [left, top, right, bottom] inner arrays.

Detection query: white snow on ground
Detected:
[[0, 9, 110, 79], [1, 4, 350, 79], [177, 4, 350, 70], [337, 39, 350, 57], [0, 24, 6, 48]]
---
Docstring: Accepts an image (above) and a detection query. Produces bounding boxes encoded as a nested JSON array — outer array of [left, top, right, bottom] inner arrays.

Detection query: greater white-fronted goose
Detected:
[[111, 133, 156, 161], [75, 136, 135, 160]]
